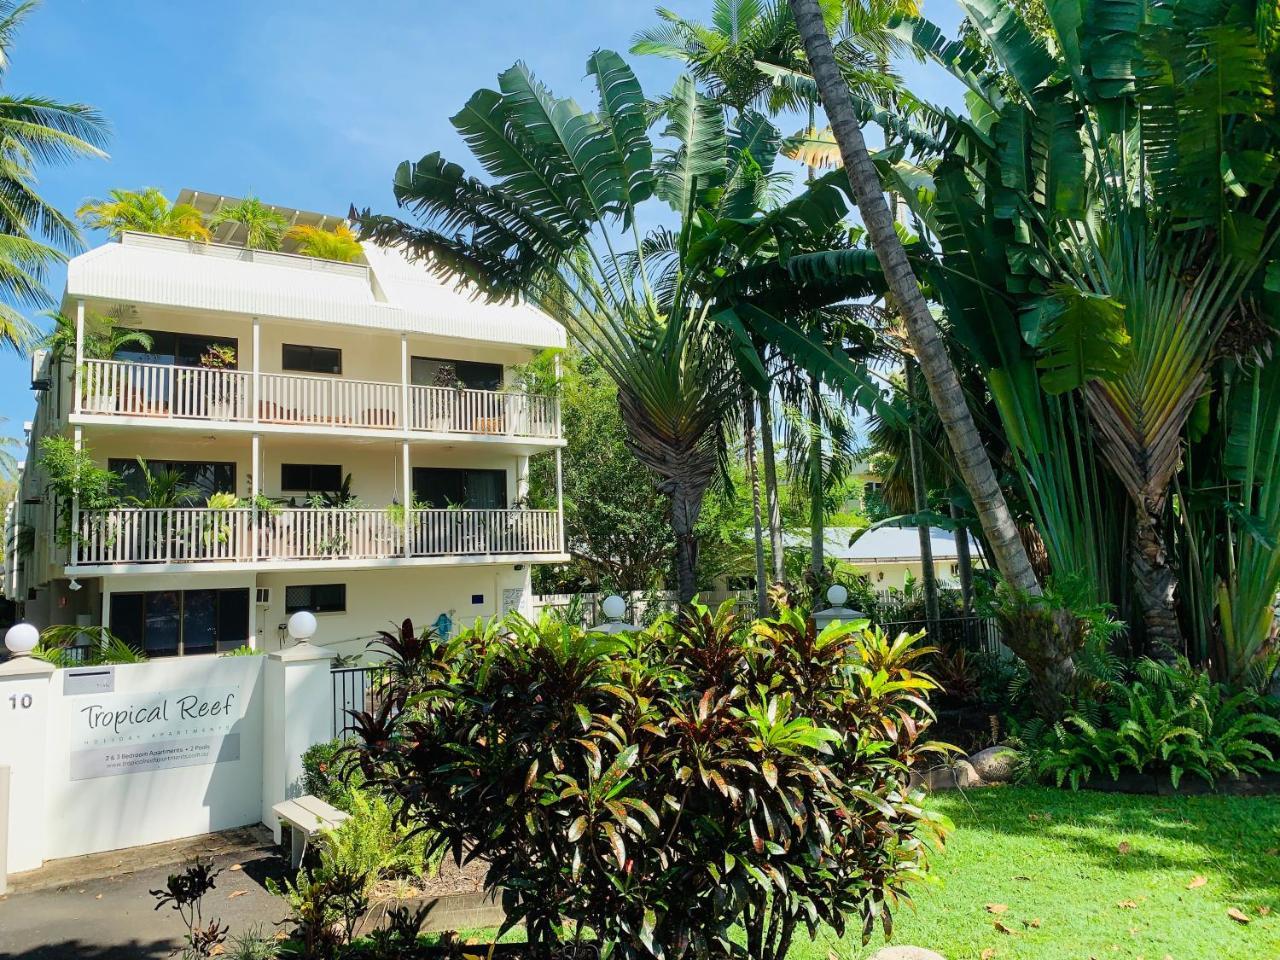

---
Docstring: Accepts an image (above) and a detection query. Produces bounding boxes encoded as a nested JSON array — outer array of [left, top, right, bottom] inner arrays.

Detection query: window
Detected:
[[115, 330, 238, 368], [110, 588, 249, 657], [285, 583, 346, 614], [413, 467, 507, 509], [281, 463, 343, 493], [411, 357, 502, 391], [282, 343, 342, 375], [109, 459, 237, 501]]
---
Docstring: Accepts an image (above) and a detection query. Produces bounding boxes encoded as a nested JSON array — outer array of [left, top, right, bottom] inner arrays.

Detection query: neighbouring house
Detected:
[[3, 191, 567, 657], [784, 525, 984, 591]]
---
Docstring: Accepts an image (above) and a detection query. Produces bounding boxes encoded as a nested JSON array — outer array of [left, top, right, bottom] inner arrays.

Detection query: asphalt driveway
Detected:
[[0, 827, 290, 959]]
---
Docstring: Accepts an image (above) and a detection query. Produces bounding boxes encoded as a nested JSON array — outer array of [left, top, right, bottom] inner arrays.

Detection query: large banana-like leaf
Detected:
[[1021, 285, 1131, 394], [586, 50, 655, 219], [656, 75, 728, 215]]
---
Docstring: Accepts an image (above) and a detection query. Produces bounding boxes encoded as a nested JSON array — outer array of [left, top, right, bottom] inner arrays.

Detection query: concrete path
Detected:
[[0, 827, 290, 959]]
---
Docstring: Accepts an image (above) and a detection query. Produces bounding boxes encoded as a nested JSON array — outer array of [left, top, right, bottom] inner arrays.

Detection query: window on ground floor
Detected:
[[285, 583, 346, 614], [110, 588, 249, 656], [412, 467, 507, 509]]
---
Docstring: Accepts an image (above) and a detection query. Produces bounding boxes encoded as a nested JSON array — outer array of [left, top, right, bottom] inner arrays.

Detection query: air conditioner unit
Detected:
[[255, 587, 272, 606], [30, 349, 50, 391]]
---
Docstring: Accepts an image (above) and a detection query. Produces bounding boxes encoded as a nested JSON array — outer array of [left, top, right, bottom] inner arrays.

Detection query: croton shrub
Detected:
[[345, 604, 949, 960]]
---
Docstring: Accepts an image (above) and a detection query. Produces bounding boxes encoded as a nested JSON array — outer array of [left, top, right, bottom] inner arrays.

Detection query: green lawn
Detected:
[[793, 786, 1280, 960]]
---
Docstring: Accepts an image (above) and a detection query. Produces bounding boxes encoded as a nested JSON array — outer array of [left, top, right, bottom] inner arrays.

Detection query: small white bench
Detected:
[[273, 795, 350, 869]]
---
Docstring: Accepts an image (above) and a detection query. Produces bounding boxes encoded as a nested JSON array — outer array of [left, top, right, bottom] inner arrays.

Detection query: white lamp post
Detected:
[[286, 610, 317, 646], [593, 594, 639, 634], [4, 622, 40, 658], [812, 584, 867, 631]]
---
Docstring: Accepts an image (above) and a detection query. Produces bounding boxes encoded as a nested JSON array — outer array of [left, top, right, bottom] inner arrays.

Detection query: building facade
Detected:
[[4, 191, 568, 657]]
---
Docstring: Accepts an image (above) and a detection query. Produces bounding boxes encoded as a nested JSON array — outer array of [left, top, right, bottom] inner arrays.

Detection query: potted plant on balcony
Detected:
[[198, 343, 240, 420]]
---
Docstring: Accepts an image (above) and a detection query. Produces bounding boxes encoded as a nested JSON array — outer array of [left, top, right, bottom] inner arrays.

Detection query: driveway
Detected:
[[0, 827, 291, 959]]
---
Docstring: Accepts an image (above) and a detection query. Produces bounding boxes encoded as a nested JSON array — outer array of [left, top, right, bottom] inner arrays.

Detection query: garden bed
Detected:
[[1079, 771, 1280, 796]]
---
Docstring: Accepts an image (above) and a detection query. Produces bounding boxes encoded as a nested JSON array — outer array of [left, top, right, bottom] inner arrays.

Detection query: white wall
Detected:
[[41, 654, 266, 860]]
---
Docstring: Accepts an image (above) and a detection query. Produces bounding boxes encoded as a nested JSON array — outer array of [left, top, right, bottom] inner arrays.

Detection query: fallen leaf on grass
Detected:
[[1117, 841, 1131, 855], [228, 890, 247, 900], [1117, 900, 1139, 909], [1227, 908, 1251, 925], [986, 903, 1009, 915], [981, 951, 997, 959], [1024, 918, 1041, 929], [994, 920, 1018, 935], [1187, 875, 1207, 889], [1265, 847, 1278, 857], [1013, 874, 1032, 881], [1258, 906, 1271, 917]]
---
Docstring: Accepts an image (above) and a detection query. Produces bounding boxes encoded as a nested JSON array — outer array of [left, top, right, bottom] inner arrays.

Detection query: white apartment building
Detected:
[[4, 190, 568, 657]]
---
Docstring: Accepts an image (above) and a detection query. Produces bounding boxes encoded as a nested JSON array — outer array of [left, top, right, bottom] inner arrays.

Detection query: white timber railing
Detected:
[[73, 507, 564, 566], [77, 358, 560, 439]]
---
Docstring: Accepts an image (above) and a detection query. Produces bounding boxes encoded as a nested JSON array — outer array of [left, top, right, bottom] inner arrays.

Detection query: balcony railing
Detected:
[[73, 507, 564, 566], [78, 358, 561, 439]]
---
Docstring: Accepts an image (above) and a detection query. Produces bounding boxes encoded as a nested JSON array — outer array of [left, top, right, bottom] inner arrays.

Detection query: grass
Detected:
[[790, 785, 1280, 960]]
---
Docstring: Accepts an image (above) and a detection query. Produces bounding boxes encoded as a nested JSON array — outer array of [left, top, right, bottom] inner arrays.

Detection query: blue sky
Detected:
[[2, 0, 966, 447]]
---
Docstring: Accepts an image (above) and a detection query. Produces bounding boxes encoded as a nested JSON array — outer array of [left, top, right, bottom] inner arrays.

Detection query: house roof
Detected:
[[782, 526, 982, 563], [62, 191, 566, 352]]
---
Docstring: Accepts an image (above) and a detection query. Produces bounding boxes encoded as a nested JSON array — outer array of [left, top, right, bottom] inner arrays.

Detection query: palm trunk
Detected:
[[671, 479, 703, 605], [808, 372, 825, 583], [761, 400, 785, 585], [952, 499, 974, 616], [744, 392, 768, 616], [787, 0, 1040, 600], [1133, 504, 1182, 657], [907, 362, 941, 626]]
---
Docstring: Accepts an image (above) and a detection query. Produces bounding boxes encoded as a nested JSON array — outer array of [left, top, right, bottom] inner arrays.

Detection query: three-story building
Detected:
[[4, 190, 567, 656]]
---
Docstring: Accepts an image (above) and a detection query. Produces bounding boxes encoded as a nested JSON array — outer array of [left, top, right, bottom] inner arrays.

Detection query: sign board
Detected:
[[63, 666, 114, 696], [68, 685, 241, 781], [502, 587, 525, 616]]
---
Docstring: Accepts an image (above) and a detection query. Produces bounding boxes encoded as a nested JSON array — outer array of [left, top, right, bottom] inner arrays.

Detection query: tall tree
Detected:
[[0, 0, 107, 351], [357, 52, 885, 602], [786, 0, 1042, 602]]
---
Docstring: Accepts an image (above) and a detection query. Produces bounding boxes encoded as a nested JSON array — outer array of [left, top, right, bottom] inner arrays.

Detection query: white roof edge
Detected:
[[63, 236, 566, 351]]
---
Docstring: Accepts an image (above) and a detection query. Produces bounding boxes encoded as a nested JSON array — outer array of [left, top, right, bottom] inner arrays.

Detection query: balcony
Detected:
[[76, 358, 561, 441], [71, 506, 564, 569]]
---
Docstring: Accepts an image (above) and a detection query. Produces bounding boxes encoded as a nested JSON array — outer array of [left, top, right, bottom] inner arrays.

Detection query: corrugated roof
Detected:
[[64, 230, 565, 351], [782, 526, 982, 562]]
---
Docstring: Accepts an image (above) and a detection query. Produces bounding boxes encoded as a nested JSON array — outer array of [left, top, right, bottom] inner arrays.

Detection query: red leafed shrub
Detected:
[[344, 602, 950, 960]]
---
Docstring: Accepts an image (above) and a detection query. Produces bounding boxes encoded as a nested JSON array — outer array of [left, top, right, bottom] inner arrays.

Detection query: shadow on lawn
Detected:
[[940, 786, 1280, 906]]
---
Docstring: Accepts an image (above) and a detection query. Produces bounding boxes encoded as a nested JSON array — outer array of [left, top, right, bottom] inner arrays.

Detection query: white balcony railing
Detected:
[[77, 358, 560, 439], [73, 507, 564, 566]]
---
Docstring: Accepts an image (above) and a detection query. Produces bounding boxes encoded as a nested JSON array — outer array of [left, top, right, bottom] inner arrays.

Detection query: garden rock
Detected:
[[969, 745, 1018, 783], [910, 760, 982, 791], [869, 947, 946, 960]]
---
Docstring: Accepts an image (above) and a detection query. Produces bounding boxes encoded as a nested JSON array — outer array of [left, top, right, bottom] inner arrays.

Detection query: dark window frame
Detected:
[[412, 466, 508, 509], [109, 588, 250, 657], [280, 463, 344, 493], [285, 583, 347, 614], [114, 329, 239, 369], [410, 356, 503, 391], [282, 343, 343, 375], [108, 458, 238, 501]]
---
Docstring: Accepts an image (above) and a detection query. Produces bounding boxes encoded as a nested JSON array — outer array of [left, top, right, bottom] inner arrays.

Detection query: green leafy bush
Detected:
[[344, 604, 949, 960], [318, 789, 433, 896], [1025, 658, 1280, 789], [302, 739, 365, 811]]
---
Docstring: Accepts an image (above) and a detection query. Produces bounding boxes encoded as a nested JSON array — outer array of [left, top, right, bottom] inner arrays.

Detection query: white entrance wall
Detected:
[[0, 643, 335, 876]]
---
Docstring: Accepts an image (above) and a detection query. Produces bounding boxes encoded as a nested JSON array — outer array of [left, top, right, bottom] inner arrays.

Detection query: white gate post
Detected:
[[0, 656, 56, 876], [260, 641, 336, 840]]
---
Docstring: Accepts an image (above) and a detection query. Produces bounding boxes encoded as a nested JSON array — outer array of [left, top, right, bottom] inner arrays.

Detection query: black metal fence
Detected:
[[877, 616, 1008, 656], [330, 664, 388, 739]]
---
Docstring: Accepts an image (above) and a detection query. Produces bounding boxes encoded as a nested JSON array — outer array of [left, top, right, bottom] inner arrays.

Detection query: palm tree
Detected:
[[124, 458, 199, 509], [0, 0, 108, 352], [785, 0, 1041, 603], [40, 307, 152, 363], [357, 52, 883, 602], [76, 187, 209, 241], [285, 222, 362, 262], [207, 195, 288, 250]]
